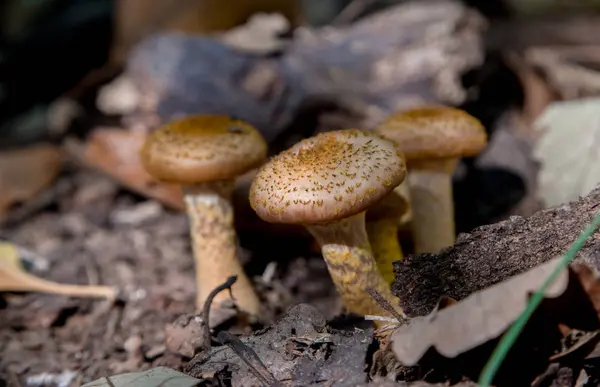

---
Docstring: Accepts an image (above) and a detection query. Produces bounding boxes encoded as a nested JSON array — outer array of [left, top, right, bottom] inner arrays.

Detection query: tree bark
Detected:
[[393, 186, 600, 317]]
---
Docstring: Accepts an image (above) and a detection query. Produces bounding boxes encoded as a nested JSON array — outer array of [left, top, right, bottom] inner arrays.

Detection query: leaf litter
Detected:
[[386, 258, 600, 385]]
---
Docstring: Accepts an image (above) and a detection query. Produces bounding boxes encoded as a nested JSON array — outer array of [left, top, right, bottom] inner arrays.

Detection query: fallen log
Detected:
[[393, 185, 600, 317]]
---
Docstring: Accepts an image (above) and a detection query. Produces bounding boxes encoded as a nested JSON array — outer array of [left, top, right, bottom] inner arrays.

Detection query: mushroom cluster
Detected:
[[137, 105, 488, 325], [249, 129, 406, 317]]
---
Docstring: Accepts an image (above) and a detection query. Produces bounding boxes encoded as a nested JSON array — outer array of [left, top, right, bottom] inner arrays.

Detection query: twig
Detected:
[[365, 287, 407, 324], [261, 262, 277, 284], [364, 315, 399, 323], [202, 275, 238, 350], [216, 331, 280, 387], [105, 376, 117, 387]]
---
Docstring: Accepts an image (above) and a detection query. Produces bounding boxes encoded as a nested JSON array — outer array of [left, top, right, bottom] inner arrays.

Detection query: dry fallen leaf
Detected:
[[0, 241, 117, 299], [0, 144, 62, 217], [533, 97, 600, 208], [391, 257, 570, 366], [391, 258, 600, 380], [76, 127, 185, 211]]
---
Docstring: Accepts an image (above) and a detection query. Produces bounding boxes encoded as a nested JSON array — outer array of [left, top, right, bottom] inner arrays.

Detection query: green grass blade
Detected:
[[478, 210, 600, 387]]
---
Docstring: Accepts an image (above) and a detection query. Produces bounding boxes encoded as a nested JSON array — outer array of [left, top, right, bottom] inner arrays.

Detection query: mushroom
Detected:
[[140, 115, 266, 324], [365, 190, 409, 284], [374, 106, 487, 253], [249, 129, 406, 317]]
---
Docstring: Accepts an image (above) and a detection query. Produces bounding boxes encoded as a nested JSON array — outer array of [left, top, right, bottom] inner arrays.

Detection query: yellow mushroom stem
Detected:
[[366, 189, 409, 284], [366, 217, 403, 284], [305, 211, 404, 317], [183, 180, 260, 324], [407, 158, 458, 254]]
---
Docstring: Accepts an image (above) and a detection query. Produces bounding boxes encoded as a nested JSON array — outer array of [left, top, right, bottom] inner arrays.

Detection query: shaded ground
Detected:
[[0, 170, 340, 385]]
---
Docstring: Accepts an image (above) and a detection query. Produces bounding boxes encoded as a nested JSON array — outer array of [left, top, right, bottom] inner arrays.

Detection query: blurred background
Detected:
[[2, 1, 600, 383]]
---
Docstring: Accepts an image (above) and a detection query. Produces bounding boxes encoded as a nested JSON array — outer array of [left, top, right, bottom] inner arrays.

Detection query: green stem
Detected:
[[478, 211, 600, 386]]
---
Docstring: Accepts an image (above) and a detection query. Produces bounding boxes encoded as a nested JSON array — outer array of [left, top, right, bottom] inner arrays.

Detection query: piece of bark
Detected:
[[392, 185, 600, 317], [110, 0, 485, 151]]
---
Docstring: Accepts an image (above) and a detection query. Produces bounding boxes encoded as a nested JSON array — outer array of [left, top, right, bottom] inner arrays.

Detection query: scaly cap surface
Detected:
[[140, 115, 267, 183], [250, 129, 406, 224], [375, 106, 487, 160]]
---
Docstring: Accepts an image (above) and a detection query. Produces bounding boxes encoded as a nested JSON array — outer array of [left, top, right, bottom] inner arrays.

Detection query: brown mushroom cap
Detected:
[[374, 106, 487, 160], [249, 129, 406, 224], [140, 115, 267, 184]]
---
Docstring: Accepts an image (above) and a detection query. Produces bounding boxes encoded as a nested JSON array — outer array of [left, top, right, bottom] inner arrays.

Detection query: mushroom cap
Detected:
[[374, 106, 487, 160], [249, 129, 406, 224], [140, 115, 267, 184]]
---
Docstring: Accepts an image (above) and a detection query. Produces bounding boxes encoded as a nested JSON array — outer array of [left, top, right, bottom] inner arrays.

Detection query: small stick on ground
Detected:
[[216, 331, 281, 387], [201, 275, 238, 350], [366, 286, 407, 324]]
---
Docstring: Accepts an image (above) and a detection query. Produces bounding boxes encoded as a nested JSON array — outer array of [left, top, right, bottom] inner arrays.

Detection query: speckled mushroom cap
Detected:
[[140, 115, 267, 184], [374, 106, 487, 160], [249, 129, 406, 224]]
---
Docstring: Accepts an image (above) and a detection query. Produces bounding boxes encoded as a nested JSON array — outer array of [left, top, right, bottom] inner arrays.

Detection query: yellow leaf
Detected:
[[0, 242, 117, 300]]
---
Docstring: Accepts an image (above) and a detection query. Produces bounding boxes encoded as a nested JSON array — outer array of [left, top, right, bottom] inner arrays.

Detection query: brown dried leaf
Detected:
[[0, 144, 62, 217], [391, 258, 569, 366], [80, 128, 184, 211]]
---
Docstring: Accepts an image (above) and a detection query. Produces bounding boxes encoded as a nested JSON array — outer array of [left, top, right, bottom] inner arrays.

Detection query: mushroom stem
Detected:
[[394, 182, 412, 229], [183, 181, 260, 322], [366, 217, 403, 284], [407, 158, 458, 253], [305, 212, 404, 317]]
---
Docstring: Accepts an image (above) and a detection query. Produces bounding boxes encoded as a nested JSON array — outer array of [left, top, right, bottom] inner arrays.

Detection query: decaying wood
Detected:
[[393, 185, 600, 317], [110, 0, 485, 151]]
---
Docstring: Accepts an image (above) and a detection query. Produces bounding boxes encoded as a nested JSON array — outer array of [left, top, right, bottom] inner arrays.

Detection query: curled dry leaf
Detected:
[[392, 258, 600, 368], [80, 128, 185, 211], [391, 257, 569, 367], [0, 242, 117, 300], [0, 144, 62, 217]]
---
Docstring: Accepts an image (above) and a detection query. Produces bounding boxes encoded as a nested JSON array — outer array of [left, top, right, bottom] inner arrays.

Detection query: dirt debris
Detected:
[[185, 303, 374, 387]]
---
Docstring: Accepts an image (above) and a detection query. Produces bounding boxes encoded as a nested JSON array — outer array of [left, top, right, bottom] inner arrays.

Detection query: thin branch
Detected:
[[216, 331, 280, 387], [202, 275, 238, 350], [366, 286, 407, 324], [364, 315, 399, 323]]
